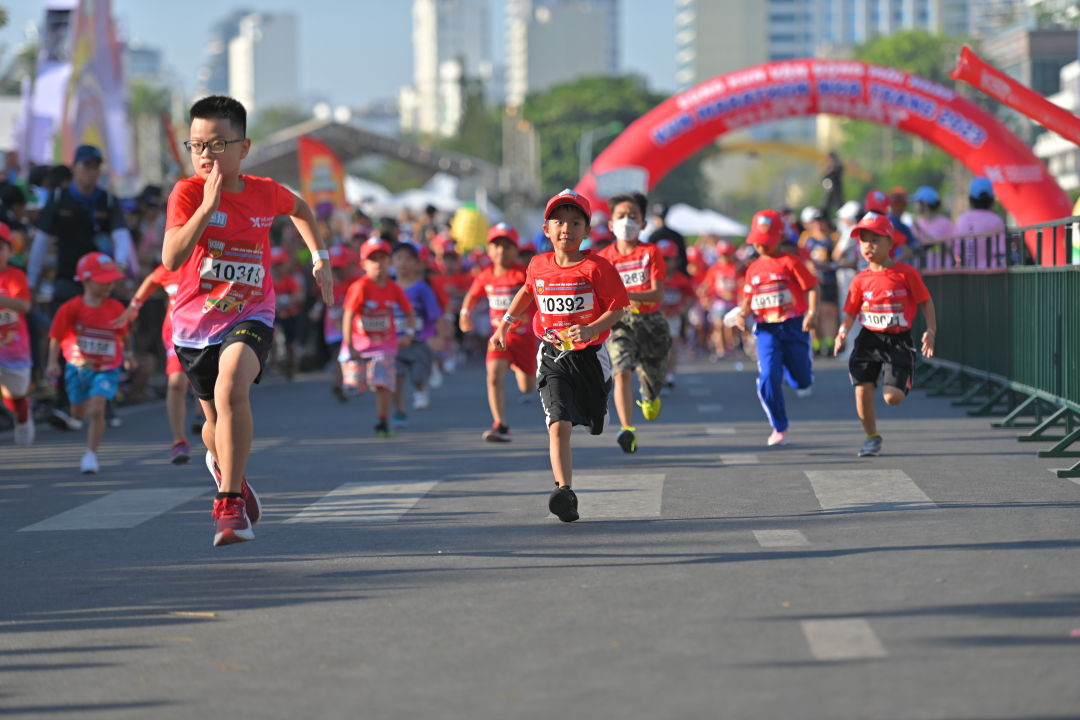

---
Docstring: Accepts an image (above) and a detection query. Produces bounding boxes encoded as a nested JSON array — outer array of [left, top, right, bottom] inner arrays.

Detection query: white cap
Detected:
[[800, 206, 819, 225], [837, 200, 862, 221]]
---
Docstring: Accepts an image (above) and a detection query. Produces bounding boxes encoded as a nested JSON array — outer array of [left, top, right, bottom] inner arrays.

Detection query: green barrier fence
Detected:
[[911, 217, 1080, 478]]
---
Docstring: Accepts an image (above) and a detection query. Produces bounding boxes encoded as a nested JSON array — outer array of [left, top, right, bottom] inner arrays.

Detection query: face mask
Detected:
[[612, 217, 640, 241]]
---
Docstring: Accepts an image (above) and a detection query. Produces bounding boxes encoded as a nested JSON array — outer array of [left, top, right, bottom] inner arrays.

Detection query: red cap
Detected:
[[544, 189, 591, 221], [0, 222, 10, 245], [591, 222, 614, 243], [328, 244, 356, 268], [686, 245, 702, 262], [865, 190, 889, 214], [853, 211, 905, 244], [488, 222, 519, 244], [746, 209, 785, 249], [75, 252, 126, 283], [360, 238, 393, 261], [432, 234, 455, 253], [517, 238, 537, 253], [715, 239, 736, 256], [269, 246, 288, 265], [656, 239, 679, 259]]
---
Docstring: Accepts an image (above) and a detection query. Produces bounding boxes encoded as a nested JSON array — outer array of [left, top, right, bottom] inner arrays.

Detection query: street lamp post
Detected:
[[578, 121, 624, 181]]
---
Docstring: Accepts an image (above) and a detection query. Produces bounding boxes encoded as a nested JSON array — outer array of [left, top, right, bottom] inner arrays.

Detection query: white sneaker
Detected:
[[80, 450, 99, 474], [444, 357, 456, 373], [412, 390, 430, 410], [795, 387, 813, 398], [109, 416, 123, 428], [428, 364, 443, 389], [14, 417, 35, 446]]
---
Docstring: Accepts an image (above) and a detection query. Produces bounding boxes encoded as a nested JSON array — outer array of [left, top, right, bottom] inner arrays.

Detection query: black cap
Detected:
[[74, 145, 104, 165]]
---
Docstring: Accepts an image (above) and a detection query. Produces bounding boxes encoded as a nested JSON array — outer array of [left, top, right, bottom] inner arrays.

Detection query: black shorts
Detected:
[[537, 341, 612, 435], [175, 320, 276, 401], [820, 283, 839, 304], [849, 329, 915, 393], [274, 315, 301, 343]]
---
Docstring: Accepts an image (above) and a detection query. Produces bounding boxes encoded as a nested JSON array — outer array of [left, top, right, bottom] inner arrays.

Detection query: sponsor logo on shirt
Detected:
[[208, 239, 226, 258], [535, 279, 546, 295], [251, 216, 275, 228], [208, 211, 228, 228]]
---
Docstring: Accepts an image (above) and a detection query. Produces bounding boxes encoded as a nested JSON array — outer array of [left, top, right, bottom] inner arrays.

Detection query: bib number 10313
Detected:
[[539, 294, 593, 315], [200, 258, 264, 287]]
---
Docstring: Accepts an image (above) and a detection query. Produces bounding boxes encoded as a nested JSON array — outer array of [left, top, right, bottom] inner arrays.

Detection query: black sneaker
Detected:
[[617, 428, 637, 454], [483, 424, 512, 442], [548, 483, 579, 522], [332, 385, 348, 403], [375, 420, 394, 438]]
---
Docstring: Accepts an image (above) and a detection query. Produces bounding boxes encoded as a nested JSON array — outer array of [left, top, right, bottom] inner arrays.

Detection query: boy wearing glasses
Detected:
[[163, 95, 334, 547]]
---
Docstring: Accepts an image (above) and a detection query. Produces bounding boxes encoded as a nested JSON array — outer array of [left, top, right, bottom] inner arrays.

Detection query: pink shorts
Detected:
[[342, 354, 396, 395]]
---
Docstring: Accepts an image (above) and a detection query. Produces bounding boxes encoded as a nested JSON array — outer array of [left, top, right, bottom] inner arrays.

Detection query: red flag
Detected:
[[297, 136, 347, 220]]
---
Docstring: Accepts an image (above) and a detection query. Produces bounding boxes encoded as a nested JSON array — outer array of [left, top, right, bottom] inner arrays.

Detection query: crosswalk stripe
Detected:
[[753, 529, 809, 547], [18, 488, 209, 531], [689, 388, 712, 396], [801, 619, 887, 660], [682, 376, 703, 385], [706, 427, 736, 435], [549, 474, 665, 519], [803, 470, 936, 512], [697, 404, 724, 413], [285, 480, 440, 523], [719, 453, 759, 465]]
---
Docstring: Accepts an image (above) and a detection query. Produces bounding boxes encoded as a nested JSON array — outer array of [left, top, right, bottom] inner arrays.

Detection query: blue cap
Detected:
[[911, 186, 939, 204], [74, 145, 104, 165], [969, 177, 994, 199]]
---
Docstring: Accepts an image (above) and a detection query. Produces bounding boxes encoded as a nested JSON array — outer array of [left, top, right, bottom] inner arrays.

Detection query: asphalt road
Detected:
[[2, 355, 1079, 719]]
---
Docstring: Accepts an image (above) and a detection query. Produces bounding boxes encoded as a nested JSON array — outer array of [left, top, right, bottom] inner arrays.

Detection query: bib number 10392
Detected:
[[539, 293, 594, 315], [200, 258, 264, 287]]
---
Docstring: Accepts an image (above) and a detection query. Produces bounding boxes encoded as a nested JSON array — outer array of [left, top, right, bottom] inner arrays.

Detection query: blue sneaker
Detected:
[[392, 411, 408, 429]]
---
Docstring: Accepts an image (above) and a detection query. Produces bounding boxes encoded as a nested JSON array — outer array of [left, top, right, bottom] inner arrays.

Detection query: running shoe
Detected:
[[376, 420, 394, 438], [444, 357, 457, 373], [548, 483, 579, 523], [171, 440, 191, 465], [392, 411, 408, 429], [211, 496, 254, 546], [795, 387, 813, 398], [638, 396, 662, 421], [767, 430, 790, 446], [483, 424, 511, 442], [109, 416, 123, 428], [332, 385, 348, 403], [80, 450, 99, 474], [412, 390, 430, 410], [428, 364, 443, 389], [50, 408, 82, 431], [14, 417, 35, 446], [617, 428, 637, 454], [205, 450, 261, 524], [858, 435, 883, 457]]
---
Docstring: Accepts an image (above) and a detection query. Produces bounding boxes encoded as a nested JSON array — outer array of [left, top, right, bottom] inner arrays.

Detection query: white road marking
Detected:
[[682, 376, 704, 385], [801, 619, 887, 660], [706, 427, 737, 436], [803, 470, 936, 512], [689, 388, 712, 397], [753, 529, 809, 547], [697, 404, 724, 413], [19, 488, 209, 531], [285, 480, 440, 523], [719, 453, 759, 465], [550, 474, 665, 519]]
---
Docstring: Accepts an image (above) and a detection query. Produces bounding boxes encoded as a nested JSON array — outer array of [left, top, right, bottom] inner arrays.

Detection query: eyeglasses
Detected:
[[184, 139, 244, 154]]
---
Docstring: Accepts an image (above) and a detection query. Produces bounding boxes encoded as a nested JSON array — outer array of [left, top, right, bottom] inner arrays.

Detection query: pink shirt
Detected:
[[914, 215, 955, 243], [954, 210, 1006, 268]]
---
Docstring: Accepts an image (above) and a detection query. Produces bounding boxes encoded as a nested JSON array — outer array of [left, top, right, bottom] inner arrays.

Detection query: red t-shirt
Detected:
[[427, 273, 451, 313], [844, 262, 930, 334], [49, 296, 129, 370], [700, 261, 741, 303], [0, 266, 32, 369], [467, 264, 533, 336], [661, 271, 694, 317], [342, 275, 413, 358], [148, 264, 182, 351], [441, 271, 472, 315], [525, 251, 629, 350], [166, 175, 296, 349], [596, 242, 666, 314], [742, 252, 819, 324], [273, 272, 303, 318]]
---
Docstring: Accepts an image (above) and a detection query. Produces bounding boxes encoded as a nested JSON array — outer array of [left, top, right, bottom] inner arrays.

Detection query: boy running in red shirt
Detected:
[[657, 238, 694, 389], [459, 223, 537, 442], [597, 192, 670, 454], [341, 238, 416, 438], [835, 212, 937, 457], [0, 223, 34, 445], [46, 253, 133, 473], [698, 239, 742, 358], [735, 210, 820, 446], [323, 244, 359, 402], [269, 246, 303, 379], [163, 96, 334, 546], [491, 190, 629, 522]]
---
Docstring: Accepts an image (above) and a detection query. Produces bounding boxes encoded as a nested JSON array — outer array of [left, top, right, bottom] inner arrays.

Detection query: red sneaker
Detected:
[[212, 497, 254, 546], [205, 450, 262, 524]]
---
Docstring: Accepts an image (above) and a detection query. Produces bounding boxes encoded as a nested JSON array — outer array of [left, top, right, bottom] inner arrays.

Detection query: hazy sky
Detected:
[[2, 0, 677, 107]]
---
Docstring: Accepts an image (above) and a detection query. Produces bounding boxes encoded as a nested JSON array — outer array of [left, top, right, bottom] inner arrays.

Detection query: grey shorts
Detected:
[[395, 340, 434, 387]]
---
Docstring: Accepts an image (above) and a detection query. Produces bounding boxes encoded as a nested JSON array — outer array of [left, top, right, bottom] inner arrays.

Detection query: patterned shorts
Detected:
[[605, 310, 673, 401], [342, 354, 397, 395]]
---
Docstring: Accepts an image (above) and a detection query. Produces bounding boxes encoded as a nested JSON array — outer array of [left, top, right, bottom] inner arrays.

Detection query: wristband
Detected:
[[926, 328, 936, 335], [129, 298, 143, 310], [502, 312, 521, 327], [313, 249, 330, 262], [460, 307, 471, 317]]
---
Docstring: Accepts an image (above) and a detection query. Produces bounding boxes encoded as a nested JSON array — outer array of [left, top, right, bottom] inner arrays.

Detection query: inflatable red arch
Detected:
[[575, 59, 1069, 249]]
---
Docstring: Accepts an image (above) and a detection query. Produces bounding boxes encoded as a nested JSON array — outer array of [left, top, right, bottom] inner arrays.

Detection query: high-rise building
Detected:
[[227, 13, 300, 114], [399, 0, 490, 136], [196, 10, 252, 98], [504, 0, 619, 107]]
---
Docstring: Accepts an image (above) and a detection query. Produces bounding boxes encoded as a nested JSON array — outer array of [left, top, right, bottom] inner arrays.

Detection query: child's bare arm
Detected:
[[920, 298, 937, 356]]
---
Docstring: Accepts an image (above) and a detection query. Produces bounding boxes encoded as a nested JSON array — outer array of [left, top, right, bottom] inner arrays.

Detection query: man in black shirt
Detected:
[[646, 202, 687, 267]]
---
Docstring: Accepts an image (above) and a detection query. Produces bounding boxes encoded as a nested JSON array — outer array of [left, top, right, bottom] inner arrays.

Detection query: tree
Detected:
[[247, 105, 312, 144]]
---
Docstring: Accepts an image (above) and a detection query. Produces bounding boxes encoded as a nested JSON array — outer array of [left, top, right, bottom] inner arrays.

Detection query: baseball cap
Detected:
[[686, 245, 702, 263], [269, 246, 288, 265], [488, 222, 520, 244], [745, 209, 785, 248], [74, 145, 104, 165], [853, 212, 904, 244], [969, 177, 994, 199], [75, 252, 126, 283], [837, 200, 862, 221], [656, 238, 679, 258], [911, 186, 940, 204], [517, 238, 537, 253], [432, 234, 455, 253], [0, 222, 11, 246], [800, 206, 822, 225], [544, 189, 591, 221], [715, 239, 736, 256], [328, 244, 356, 268], [360, 238, 393, 261], [864, 190, 889, 214]]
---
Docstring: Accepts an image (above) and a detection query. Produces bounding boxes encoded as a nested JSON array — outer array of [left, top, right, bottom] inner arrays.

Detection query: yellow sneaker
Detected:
[[637, 396, 662, 421]]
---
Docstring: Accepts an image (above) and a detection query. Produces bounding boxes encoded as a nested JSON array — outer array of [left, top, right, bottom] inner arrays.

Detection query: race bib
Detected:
[[619, 268, 646, 288], [663, 290, 682, 306], [862, 310, 907, 330], [750, 289, 794, 311], [76, 335, 116, 357], [200, 257, 264, 287], [537, 293, 594, 315], [0, 308, 17, 326], [362, 315, 391, 332], [487, 294, 514, 311]]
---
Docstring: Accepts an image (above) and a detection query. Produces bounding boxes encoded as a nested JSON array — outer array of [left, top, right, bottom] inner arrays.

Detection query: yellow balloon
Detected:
[[450, 207, 490, 252]]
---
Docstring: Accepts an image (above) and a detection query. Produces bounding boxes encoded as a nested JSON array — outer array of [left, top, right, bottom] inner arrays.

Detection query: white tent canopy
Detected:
[[663, 203, 748, 238]]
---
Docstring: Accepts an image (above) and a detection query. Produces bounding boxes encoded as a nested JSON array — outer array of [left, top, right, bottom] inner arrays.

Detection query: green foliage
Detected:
[[854, 30, 962, 89], [0, 6, 8, 29], [247, 105, 312, 144], [436, 77, 502, 165], [128, 79, 170, 117]]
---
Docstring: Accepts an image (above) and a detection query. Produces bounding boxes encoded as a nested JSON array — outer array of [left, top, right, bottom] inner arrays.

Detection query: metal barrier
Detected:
[[911, 217, 1080, 478]]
